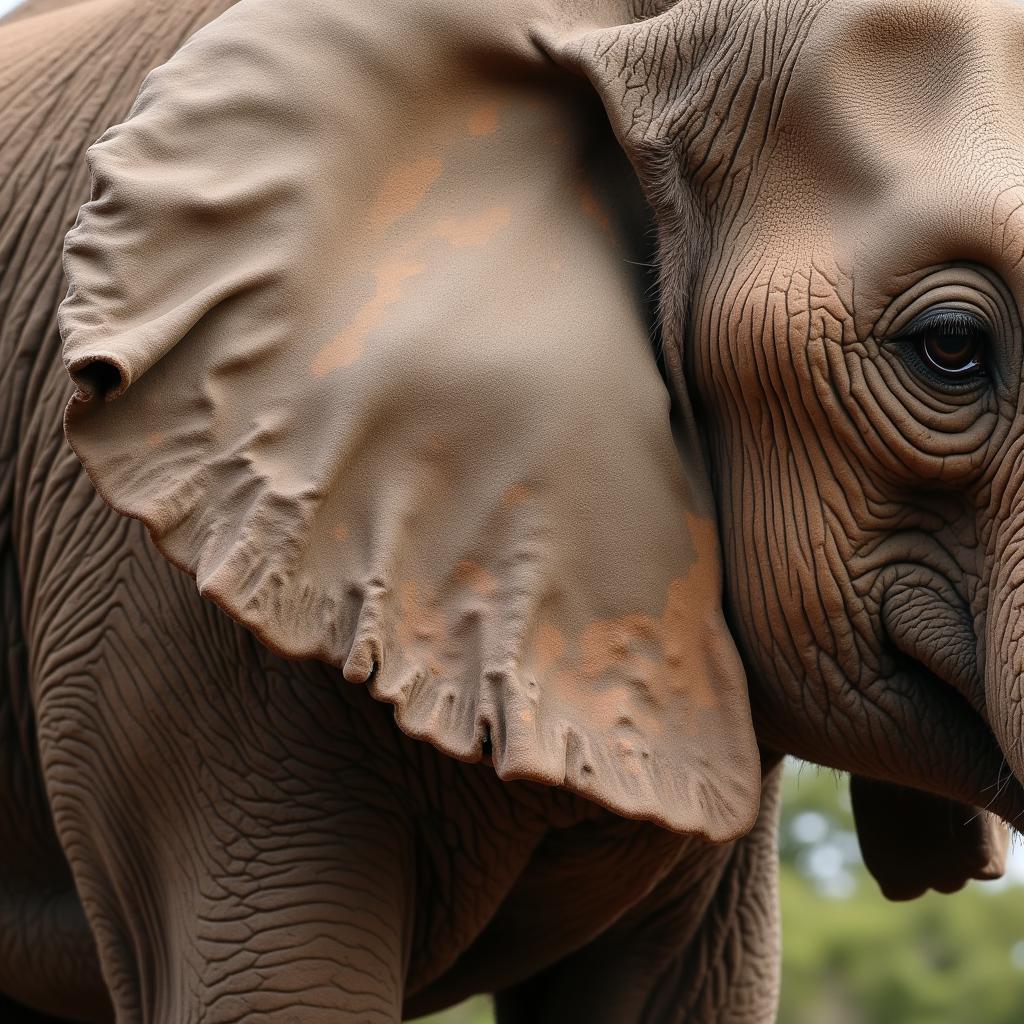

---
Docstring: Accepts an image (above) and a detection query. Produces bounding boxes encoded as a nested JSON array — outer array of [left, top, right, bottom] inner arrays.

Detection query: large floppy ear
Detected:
[[59, 0, 759, 840], [851, 776, 1008, 901]]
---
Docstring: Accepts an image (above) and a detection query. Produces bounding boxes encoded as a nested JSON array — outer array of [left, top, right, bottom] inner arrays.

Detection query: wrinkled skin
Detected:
[[685, 0, 1024, 826], [4, 0, 1024, 1022]]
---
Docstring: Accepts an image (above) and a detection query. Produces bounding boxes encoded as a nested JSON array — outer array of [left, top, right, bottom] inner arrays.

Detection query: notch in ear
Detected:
[[851, 775, 1008, 900], [59, 0, 759, 840]]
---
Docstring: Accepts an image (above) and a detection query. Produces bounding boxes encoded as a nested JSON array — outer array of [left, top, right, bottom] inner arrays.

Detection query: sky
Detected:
[[0, 0, 23, 16]]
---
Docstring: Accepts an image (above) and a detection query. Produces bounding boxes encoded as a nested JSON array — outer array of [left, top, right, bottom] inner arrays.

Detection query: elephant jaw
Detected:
[[851, 776, 1009, 901], [881, 574, 1024, 832], [984, 582, 1024, 827]]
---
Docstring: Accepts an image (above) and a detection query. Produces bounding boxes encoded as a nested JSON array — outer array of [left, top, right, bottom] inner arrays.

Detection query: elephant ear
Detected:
[[59, 0, 759, 840], [851, 776, 1008, 900]]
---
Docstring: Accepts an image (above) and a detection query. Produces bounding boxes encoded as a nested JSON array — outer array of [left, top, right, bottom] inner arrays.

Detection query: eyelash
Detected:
[[895, 310, 991, 389], [900, 309, 986, 342]]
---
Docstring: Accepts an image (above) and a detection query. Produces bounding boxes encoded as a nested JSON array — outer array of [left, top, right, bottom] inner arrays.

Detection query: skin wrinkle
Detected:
[[29, 1, 778, 1017], [664, 0, 1024, 857], [11, 0, 1024, 1021]]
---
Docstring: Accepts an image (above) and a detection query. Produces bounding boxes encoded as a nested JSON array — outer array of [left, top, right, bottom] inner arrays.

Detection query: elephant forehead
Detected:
[[722, 0, 1024, 320], [759, 0, 1024, 214], [802, 0, 1024, 142]]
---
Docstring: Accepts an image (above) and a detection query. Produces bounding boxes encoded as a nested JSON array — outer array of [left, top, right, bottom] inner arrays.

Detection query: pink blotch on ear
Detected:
[[432, 207, 511, 248], [311, 259, 426, 376], [467, 101, 500, 136], [529, 514, 726, 733], [533, 622, 565, 673], [503, 483, 532, 507], [659, 510, 730, 711], [660, 579, 717, 711], [579, 615, 659, 681], [368, 155, 444, 234], [398, 580, 446, 677], [453, 560, 498, 598]]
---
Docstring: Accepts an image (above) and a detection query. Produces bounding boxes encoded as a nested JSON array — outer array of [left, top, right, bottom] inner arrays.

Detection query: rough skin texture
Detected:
[[1, 2, 778, 1020], [4, 0, 1024, 1021]]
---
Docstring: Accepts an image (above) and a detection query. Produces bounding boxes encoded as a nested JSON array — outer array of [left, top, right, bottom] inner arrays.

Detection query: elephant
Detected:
[[3, 0, 1024, 1020]]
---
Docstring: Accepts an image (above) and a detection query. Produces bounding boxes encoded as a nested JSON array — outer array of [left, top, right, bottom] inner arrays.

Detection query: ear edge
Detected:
[[60, 0, 760, 844]]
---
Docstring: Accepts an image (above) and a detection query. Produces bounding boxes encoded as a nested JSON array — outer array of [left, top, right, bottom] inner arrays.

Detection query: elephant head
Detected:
[[57, 0, 1024, 889]]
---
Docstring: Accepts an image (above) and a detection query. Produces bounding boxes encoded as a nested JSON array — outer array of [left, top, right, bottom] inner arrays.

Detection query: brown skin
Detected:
[[0, 0, 83, 24], [3, 0, 1024, 1021], [0, 2, 777, 1020], [679, 0, 1024, 824]]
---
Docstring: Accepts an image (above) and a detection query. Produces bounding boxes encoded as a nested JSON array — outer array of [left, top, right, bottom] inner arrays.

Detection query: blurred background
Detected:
[[419, 760, 1024, 1024]]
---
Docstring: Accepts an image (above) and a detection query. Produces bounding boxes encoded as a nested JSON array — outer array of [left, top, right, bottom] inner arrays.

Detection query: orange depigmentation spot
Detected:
[[333, 524, 349, 541], [542, 517, 727, 726], [586, 684, 661, 738], [368, 155, 444, 234], [660, 579, 717, 711], [579, 182, 612, 233], [453, 560, 497, 598], [579, 615, 658, 680], [397, 581, 450, 682], [532, 621, 565, 673], [467, 102, 500, 136], [432, 207, 511, 248], [311, 259, 425, 376], [144, 432, 163, 449], [658, 509, 726, 710], [503, 482, 531, 507]]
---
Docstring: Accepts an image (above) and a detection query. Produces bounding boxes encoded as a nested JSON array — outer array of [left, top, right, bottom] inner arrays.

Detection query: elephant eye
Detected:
[[897, 308, 990, 387]]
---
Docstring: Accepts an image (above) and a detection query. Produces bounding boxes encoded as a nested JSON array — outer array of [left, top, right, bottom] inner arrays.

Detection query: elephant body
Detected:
[[0, 7, 782, 1021], [6, 0, 1024, 1020]]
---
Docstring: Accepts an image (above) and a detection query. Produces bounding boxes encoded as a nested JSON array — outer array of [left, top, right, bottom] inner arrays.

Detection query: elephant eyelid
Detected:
[[894, 308, 990, 343], [889, 307, 991, 390]]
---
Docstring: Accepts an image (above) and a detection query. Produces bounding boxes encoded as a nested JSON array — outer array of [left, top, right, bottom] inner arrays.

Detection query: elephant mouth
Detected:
[[881, 582, 1024, 830], [894, 656, 1024, 827], [880, 577, 985, 717]]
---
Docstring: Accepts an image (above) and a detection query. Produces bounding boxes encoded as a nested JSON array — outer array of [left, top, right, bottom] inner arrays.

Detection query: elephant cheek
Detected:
[[983, 533, 1024, 788]]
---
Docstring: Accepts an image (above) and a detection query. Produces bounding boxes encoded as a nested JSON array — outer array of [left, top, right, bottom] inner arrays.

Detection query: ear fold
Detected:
[[59, 0, 759, 840], [851, 776, 1008, 900]]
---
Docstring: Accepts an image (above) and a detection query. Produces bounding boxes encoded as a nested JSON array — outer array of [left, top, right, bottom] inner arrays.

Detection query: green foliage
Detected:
[[779, 863, 1024, 1024], [779, 765, 1024, 1024], [417, 997, 493, 1024], [420, 762, 1024, 1023]]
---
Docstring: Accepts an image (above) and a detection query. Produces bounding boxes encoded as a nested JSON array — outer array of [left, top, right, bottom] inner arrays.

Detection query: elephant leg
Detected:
[[157, 803, 414, 1024], [33, 534, 416, 1023], [495, 763, 782, 1024], [42, 679, 415, 1023]]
